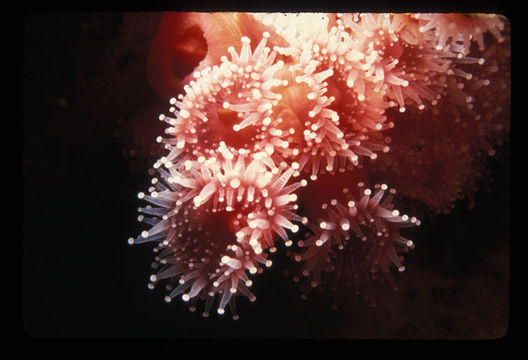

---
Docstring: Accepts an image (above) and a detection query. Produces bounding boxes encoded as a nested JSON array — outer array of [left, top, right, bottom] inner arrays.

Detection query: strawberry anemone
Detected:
[[129, 12, 510, 318], [290, 169, 420, 306], [130, 145, 306, 318]]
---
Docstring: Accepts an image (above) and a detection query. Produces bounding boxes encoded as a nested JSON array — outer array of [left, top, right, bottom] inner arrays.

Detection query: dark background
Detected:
[[23, 12, 510, 339]]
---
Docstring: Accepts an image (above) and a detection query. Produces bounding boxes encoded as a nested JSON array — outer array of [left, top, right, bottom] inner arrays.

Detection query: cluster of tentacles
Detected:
[[129, 13, 510, 319]]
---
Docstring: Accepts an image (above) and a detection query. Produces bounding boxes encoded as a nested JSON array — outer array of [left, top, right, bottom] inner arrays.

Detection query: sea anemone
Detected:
[[416, 13, 506, 55], [130, 12, 510, 319], [129, 144, 306, 318], [289, 170, 419, 306]]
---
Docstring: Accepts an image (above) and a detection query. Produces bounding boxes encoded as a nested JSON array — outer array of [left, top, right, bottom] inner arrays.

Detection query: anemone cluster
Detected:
[[129, 13, 510, 319]]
